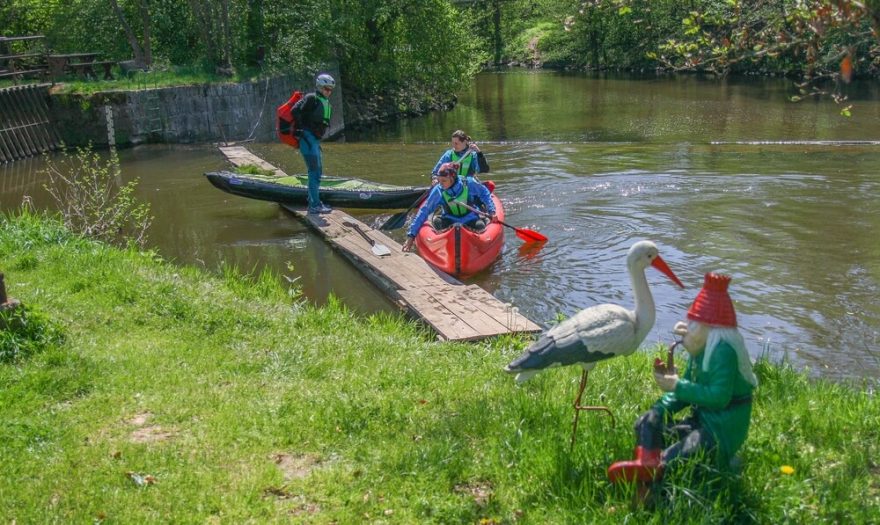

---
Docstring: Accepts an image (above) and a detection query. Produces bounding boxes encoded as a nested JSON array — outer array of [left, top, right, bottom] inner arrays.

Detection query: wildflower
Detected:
[[780, 465, 795, 475]]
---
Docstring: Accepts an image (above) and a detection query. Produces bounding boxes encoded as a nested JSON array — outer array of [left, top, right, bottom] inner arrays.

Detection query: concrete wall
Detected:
[[49, 67, 344, 147]]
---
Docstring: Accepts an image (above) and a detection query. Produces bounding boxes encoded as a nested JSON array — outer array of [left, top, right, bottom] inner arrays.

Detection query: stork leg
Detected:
[[569, 369, 616, 450]]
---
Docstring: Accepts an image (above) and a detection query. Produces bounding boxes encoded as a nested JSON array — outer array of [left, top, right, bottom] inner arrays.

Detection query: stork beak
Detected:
[[651, 255, 684, 288]]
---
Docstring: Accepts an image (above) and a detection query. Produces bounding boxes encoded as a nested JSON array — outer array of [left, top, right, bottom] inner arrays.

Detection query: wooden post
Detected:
[[0, 272, 6, 304]]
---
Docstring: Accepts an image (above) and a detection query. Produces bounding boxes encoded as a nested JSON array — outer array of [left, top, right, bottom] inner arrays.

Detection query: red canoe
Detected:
[[414, 193, 505, 277]]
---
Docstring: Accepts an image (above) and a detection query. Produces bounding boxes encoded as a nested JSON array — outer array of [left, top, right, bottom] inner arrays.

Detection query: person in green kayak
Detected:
[[432, 130, 489, 180], [607, 273, 758, 488], [293, 73, 335, 214]]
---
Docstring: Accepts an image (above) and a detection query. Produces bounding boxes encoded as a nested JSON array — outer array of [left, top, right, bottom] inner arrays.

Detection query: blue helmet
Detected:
[[316, 74, 336, 90]]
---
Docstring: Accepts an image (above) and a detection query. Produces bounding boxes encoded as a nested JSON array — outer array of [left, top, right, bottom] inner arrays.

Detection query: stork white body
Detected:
[[506, 240, 683, 382]]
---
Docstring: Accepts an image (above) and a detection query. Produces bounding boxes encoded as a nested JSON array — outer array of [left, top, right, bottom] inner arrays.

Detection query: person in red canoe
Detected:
[[431, 130, 489, 180], [402, 162, 496, 252]]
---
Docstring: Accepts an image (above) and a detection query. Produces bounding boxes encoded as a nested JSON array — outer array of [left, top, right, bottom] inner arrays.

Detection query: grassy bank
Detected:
[[48, 66, 268, 96], [1, 212, 878, 523]]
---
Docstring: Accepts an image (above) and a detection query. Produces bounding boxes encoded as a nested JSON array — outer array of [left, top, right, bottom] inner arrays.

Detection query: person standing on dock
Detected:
[[432, 130, 489, 180], [293, 73, 335, 214]]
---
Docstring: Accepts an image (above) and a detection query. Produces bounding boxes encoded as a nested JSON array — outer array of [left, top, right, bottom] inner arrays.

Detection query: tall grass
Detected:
[[1, 212, 878, 523]]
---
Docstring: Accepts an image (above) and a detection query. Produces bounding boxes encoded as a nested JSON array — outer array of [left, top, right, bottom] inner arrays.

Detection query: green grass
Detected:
[[1, 211, 879, 523], [50, 65, 269, 95]]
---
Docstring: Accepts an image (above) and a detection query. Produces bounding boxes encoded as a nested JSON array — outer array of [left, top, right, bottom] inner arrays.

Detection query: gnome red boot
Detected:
[[607, 446, 664, 483]]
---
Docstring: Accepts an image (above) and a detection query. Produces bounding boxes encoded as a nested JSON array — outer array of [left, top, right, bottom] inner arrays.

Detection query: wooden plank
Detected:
[[459, 285, 543, 332], [397, 288, 482, 341], [428, 287, 510, 336], [292, 207, 441, 291]]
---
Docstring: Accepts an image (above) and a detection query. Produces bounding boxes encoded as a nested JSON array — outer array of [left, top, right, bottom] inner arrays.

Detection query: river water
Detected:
[[2, 71, 879, 381]]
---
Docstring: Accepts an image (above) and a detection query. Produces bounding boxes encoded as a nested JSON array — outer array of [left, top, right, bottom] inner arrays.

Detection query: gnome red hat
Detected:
[[687, 273, 737, 327]]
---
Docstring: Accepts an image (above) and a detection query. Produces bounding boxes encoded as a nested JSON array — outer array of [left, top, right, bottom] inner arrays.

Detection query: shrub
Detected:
[[0, 304, 65, 363], [42, 145, 152, 248]]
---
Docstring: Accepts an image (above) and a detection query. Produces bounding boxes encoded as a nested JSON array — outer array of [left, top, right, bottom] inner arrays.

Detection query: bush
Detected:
[[0, 304, 65, 363]]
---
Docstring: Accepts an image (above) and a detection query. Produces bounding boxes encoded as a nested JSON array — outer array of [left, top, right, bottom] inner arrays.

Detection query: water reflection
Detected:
[[2, 71, 880, 381]]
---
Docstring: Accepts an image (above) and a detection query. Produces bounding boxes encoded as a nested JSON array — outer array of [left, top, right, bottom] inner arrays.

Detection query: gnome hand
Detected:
[[673, 321, 688, 338], [653, 370, 679, 392]]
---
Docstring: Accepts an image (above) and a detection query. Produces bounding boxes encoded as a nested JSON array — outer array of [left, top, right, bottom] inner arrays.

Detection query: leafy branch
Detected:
[[42, 145, 153, 247]]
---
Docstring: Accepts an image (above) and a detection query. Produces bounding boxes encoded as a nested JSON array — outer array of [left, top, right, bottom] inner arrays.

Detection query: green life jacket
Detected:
[[441, 182, 469, 217], [450, 149, 473, 177], [317, 94, 332, 124]]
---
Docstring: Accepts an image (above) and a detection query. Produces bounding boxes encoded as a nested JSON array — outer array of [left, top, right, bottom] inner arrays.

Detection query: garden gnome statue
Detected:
[[607, 273, 758, 486]]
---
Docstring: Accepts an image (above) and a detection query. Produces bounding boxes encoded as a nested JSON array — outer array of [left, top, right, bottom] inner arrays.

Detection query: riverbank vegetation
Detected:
[[2, 211, 878, 523], [475, 1, 880, 77], [2, 0, 482, 97], [471, 0, 880, 107], [5, 1, 875, 110]]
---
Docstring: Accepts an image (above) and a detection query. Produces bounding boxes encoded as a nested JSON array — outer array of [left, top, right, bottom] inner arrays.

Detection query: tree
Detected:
[[109, 0, 153, 69], [639, 0, 880, 111], [187, 0, 233, 74]]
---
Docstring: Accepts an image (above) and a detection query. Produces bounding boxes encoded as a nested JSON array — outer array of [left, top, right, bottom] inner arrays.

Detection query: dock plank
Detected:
[[217, 146, 542, 341]]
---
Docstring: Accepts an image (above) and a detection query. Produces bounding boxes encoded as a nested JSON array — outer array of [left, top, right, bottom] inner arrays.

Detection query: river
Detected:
[[2, 70, 879, 381]]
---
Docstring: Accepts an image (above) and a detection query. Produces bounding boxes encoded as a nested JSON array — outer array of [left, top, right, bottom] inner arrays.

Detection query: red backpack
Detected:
[[276, 91, 303, 148]]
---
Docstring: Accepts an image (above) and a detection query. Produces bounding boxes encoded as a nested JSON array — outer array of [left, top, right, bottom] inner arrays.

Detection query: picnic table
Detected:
[[47, 53, 115, 80]]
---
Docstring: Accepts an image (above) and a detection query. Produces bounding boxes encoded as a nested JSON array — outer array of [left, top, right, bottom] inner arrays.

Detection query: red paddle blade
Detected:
[[518, 242, 545, 260], [514, 227, 548, 243]]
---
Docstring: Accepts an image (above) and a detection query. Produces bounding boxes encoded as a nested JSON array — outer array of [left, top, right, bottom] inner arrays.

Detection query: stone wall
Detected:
[[49, 67, 344, 147]]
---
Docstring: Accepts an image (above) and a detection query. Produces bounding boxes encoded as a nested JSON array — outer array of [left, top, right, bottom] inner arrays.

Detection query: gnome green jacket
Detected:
[[654, 340, 755, 466]]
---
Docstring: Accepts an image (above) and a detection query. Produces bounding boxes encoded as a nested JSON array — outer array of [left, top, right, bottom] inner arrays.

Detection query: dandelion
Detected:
[[780, 465, 795, 475]]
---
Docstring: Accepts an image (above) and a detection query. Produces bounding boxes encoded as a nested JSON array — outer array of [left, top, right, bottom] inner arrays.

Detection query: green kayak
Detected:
[[204, 170, 428, 209]]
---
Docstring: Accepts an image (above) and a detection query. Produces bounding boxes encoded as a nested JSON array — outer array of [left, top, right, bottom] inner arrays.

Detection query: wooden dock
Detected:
[[217, 145, 542, 341]]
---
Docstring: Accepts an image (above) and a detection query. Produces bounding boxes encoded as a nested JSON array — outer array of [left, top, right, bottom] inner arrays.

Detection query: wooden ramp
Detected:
[[218, 145, 542, 341]]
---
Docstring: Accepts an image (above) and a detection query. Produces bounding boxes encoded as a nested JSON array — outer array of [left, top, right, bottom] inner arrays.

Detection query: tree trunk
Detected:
[[109, 0, 146, 68], [139, 0, 152, 66], [220, 0, 232, 71], [187, 0, 219, 68], [493, 0, 502, 66], [246, 0, 264, 67]]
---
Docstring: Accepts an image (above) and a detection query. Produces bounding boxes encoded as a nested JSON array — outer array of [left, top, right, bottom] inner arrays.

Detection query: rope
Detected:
[[244, 75, 271, 142]]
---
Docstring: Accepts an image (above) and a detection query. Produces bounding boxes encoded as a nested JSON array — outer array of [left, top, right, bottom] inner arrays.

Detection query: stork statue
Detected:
[[504, 240, 684, 448]]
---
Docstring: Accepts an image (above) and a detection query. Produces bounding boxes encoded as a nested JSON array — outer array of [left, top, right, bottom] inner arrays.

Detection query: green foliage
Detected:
[[42, 145, 153, 248], [0, 304, 65, 363], [504, 22, 558, 65], [3, 0, 480, 99], [481, 0, 880, 105], [327, 0, 485, 93], [234, 163, 276, 176]]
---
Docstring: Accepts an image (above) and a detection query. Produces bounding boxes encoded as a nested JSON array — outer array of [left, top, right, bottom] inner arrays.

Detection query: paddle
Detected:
[[379, 149, 476, 231], [343, 220, 391, 257], [379, 186, 430, 231], [456, 201, 548, 244]]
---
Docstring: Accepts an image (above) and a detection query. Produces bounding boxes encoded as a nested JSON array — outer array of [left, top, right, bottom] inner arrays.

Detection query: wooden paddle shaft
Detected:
[[343, 220, 376, 246]]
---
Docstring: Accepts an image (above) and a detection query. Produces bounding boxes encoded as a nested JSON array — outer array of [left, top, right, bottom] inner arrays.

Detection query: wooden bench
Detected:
[[67, 60, 115, 80], [47, 53, 115, 80]]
